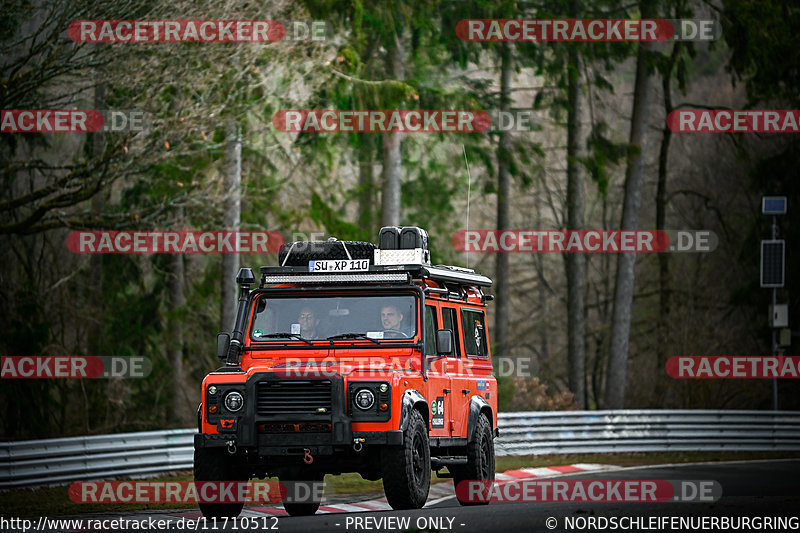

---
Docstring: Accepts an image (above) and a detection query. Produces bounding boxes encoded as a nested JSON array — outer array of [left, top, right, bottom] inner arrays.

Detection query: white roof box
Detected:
[[374, 248, 430, 266]]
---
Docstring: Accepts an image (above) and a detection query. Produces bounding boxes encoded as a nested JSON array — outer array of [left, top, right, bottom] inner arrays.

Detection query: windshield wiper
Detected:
[[260, 333, 313, 345], [327, 333, 381, 344]]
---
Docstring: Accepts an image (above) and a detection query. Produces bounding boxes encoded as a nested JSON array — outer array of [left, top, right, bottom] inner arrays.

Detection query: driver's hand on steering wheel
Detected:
[[383, 329, 409, 339]]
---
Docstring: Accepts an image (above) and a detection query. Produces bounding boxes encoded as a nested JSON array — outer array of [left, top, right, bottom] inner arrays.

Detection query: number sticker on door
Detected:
[[431, 396, 445, 428]]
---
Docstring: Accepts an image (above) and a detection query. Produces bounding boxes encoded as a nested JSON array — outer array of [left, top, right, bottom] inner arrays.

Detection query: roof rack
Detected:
[[259, 263, 492, 288], [266, 226, 492, 289]]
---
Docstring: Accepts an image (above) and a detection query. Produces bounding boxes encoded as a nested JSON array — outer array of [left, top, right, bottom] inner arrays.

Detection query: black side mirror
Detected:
[[217, 333, 231, 361], [435, 329, 454, 356]]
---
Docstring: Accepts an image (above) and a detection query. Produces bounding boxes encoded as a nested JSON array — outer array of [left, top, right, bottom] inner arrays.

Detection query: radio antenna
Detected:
[[462, 144, 472, 268]]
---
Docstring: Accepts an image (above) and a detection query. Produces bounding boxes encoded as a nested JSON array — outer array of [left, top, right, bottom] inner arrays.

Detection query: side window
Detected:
[[461, 309, 488, 358], [424, 305, 438, 355], [441, 307, 461, 357]]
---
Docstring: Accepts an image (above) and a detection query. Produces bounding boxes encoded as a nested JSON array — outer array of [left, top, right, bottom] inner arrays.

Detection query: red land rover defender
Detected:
[[194, 227, 497, 517]]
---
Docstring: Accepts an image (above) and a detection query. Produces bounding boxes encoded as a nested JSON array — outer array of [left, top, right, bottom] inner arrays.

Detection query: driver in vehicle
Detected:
[[380, 304, 412, 338], [297, 307, 321, 339]]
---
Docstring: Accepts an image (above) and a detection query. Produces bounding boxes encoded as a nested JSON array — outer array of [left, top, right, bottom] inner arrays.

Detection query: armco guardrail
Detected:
[[495, 409, 800, 456], [0, 429, 195, 490], [2, 410, 799, 489]]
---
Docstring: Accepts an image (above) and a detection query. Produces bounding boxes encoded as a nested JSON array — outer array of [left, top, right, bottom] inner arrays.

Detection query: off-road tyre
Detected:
[[194, 447, 247, 518], [452, 413, 495, 506], [278, 241, 376, 267], [381, 409, 431, 509], [279, 469, 325, 516]]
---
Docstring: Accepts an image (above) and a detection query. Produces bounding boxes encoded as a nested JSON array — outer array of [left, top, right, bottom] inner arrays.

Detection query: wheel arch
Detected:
[[399, 389, 429, 431], [466, 395, 494, 444]]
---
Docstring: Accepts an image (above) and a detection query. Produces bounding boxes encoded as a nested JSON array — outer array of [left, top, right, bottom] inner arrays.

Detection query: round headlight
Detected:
[[355, 389, 375, 410], [224, 391, 244, 412]]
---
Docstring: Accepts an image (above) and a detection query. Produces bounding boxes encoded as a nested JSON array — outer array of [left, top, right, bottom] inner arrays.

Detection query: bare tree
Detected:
[[168, 208, 186, 422], [221, 119, 241, 332], [494, 42, 513, 358], [565, 34, 586, 408], [380, 33, 405, 227], [605, 0, 656, 408]]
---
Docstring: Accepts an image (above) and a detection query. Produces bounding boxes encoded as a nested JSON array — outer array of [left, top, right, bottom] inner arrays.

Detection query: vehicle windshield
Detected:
[[250, 294, 418, 342]]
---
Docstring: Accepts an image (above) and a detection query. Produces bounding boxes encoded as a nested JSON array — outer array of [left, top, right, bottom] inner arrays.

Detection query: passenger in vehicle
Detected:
[[380, 304, 412, 338]]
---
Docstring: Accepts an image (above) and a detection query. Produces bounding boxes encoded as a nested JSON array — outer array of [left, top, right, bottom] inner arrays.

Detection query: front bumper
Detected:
[[196, 373, 403, 456], [194, 429, 403, 455]]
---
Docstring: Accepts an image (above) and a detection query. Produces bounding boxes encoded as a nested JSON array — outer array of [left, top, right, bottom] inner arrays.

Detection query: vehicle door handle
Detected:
[[443, 389, 451, 394], [462, 389, 471, 394]]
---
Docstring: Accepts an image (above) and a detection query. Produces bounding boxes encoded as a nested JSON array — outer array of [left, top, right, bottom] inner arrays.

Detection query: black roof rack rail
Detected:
[[258, 263, 492, 288]]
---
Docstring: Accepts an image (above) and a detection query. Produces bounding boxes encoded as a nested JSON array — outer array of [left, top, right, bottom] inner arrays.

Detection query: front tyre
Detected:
[[381, 409, 431, 509], [453, 413, 495, 506], [194, 447, 247, 518], [279, 469, 324, 516]]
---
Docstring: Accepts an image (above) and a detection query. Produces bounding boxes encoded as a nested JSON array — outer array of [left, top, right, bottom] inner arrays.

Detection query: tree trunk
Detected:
[[654, 42, 681, 403], [380, 34, 405, 227], [494, 42, 512, 358], [604, 0, 655, 408], [221, 119, 241, 332], [565, 36, 586, 408], [88, 81, 106, 356], [168, 207, 186, 423], [358, 134, 375, 232]]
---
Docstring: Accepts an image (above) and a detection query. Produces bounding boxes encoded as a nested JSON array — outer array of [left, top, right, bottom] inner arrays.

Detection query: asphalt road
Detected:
[[271, 459, 800, 533], [23, 459, 800, 533]]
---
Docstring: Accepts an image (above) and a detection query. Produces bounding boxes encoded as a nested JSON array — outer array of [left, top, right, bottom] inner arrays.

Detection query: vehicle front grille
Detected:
[[258, 422, 332, 433], [256, 380, 332, 415]]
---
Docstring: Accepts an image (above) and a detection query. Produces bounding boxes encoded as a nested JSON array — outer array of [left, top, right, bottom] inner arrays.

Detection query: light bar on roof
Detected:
[[262, 273, 409, 284]]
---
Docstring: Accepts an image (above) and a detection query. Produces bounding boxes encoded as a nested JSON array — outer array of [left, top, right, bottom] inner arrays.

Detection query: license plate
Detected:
[[309, 259, 370, 272]]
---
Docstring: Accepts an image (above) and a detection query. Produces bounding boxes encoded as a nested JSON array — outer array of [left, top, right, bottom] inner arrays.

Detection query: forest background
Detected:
[[2, 0, 799, 439]]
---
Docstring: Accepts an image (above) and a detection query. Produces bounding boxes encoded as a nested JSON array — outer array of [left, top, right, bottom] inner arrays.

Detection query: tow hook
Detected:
[[353, 438, 365, 452], [303, 448, 314, 464], [226, 440, 237, 455]]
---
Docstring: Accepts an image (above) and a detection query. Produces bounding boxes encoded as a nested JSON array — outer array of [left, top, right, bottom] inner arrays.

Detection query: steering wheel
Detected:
[[383, 329, 410, 338]]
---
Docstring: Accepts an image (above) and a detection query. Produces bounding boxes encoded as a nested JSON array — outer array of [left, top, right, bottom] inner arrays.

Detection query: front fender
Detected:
[[466, 395, 494, 443], [398, 389, 429, 431]]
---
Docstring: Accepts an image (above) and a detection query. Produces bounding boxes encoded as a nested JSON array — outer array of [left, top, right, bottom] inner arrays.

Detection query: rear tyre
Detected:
[[453, 413, 494, 506], [381, 409, 431, 509], [194, 447, 247, 518], [280, 469, 324, 516]]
